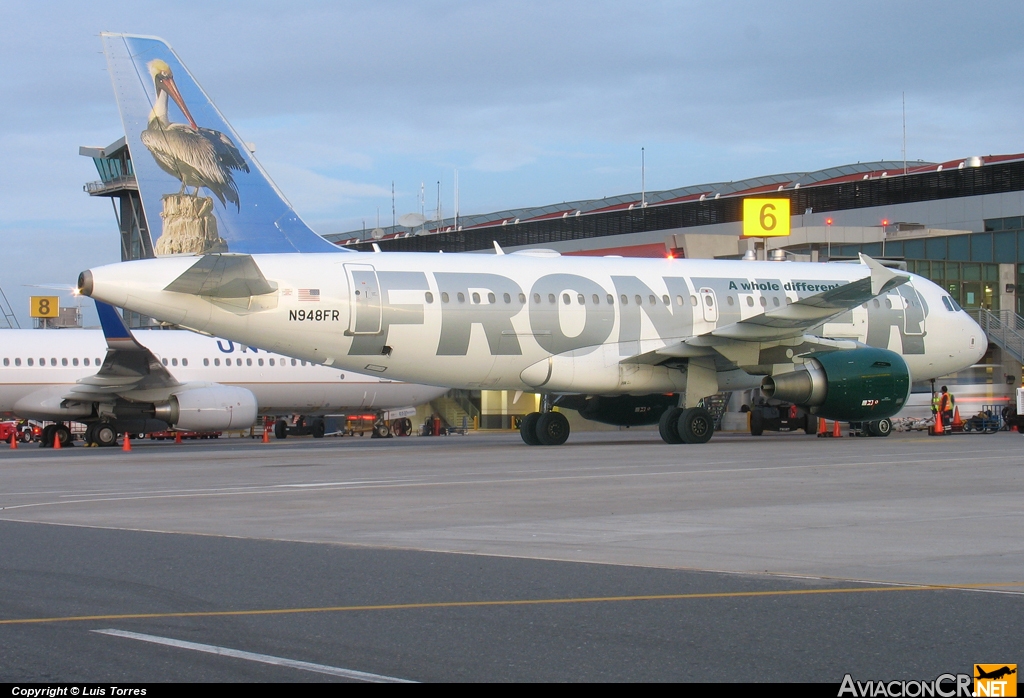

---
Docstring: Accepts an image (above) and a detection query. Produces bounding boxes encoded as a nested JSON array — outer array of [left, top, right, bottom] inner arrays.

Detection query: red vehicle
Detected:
[[149, 430, 222, 440], [0, 421, 33, 444]]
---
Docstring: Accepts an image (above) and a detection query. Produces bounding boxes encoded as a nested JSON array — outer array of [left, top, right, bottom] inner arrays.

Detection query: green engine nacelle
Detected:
[[761, 347, 911, 422]]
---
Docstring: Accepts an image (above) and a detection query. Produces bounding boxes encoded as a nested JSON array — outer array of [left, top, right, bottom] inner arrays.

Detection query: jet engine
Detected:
[[554, 394, 678, 427], [153, 386, 258, 431], [760, 347, 910, 422]]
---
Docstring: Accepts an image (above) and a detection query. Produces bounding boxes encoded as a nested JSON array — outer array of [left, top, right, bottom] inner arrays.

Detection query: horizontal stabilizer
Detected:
[[164, 254, 277, 298]]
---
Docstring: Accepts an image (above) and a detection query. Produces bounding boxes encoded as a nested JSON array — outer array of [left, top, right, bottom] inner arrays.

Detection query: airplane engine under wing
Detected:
[[761, 347, 911, 422], [153, 386, 258, 431]]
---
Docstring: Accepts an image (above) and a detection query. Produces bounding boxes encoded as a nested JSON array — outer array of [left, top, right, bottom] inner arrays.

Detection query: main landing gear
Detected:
[[658, 406, 715, 445], [519, 411, 570, 446]]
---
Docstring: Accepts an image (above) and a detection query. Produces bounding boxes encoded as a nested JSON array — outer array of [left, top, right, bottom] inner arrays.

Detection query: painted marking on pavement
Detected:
[[93, 628, 414, 683], [3, 581, 1022, 626]]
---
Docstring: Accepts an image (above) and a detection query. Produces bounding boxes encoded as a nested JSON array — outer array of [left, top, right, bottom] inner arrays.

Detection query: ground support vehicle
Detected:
[[745, 402, 818, 436], [149, 430, 222, 440]]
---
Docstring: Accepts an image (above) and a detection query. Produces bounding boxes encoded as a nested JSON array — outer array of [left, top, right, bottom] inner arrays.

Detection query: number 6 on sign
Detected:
[[742, 198, 790, 237]]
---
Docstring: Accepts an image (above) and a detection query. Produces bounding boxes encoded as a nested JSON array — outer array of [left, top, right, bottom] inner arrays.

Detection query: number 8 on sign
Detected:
[[742, 198, 791, 238]]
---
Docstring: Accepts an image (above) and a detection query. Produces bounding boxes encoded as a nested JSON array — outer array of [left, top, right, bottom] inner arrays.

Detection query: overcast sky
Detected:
[[2, 1, 1022, 326]]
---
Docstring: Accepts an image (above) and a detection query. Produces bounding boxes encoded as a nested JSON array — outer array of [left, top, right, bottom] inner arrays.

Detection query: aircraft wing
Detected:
[[631, 255, 909, 368], [63, 302, 181, 401], [707, 254, 909, 341]]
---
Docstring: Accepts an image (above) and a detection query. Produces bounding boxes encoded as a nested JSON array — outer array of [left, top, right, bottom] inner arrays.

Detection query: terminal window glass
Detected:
[[970, 233, 992, 263], [947, 236, 969, 261], [946, 263, 959, 281], [885, 240, 903, 258], [926, 237, 947, 260], [985, 218, 1002, 232], [994, 231, 1016, 263], [963, 264, 981, 282], [984, 265, 999, 282], [904, 239, 926, 259], [861, 243, 881, 257], [1004, 216, 1022, 230]]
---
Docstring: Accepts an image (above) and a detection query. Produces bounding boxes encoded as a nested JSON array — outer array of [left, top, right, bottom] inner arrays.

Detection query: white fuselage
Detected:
[[83, 252, 988, 395], [0, 329, 447, 420]]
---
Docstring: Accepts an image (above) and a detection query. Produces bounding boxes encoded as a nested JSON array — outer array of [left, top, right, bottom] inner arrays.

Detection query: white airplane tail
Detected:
[[100, 33, 345, 256]]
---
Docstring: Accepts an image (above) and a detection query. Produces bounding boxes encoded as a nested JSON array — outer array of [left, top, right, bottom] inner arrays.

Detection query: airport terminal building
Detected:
[[83, 142, 1024, 427]]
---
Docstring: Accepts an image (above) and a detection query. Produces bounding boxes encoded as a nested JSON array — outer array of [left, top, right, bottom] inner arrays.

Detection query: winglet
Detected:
[[859, 253, 906, 295], [493, 241, 505, 255]]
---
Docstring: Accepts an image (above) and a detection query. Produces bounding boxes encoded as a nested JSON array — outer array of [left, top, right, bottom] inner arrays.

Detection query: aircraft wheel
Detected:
[[40, 424, 55, 448], [93, 422, 118, 447], [311, 418, 326, 439], [677, 407, 714, 444], [659, 407, 684, 444], [373, 423, 391, 438], [536, 412, 570, 446], [867, 418, 892, 437], [520, 412, 541, 445], [54, 423, 73, 447], [749, 409, 764, 436], [274, 419, 288, 440], [804, 415, 819, 434]]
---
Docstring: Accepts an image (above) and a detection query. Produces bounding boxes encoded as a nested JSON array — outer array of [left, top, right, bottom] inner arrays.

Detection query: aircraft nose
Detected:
[[965, 311, 988, 362]]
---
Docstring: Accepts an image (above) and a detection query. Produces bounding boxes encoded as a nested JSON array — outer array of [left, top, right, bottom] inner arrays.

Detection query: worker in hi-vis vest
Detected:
[[938, 385, 955, 433]]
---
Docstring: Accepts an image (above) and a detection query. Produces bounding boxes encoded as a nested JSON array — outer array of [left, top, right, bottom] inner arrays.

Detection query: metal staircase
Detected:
[[0, 283, 19, 329], [429, 389, 481, 430], [972, 309, 1024, 365]]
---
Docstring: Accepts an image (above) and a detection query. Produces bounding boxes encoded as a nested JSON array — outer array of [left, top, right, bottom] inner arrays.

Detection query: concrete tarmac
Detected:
[[1, 430, 1022, 681]]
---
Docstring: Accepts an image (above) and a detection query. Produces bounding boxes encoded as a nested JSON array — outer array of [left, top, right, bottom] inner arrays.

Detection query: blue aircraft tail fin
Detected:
[[100, 33, 346, 256]]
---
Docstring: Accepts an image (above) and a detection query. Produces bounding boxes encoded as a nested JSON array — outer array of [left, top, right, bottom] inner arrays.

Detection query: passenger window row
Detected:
[[2, 357, 102, 367]]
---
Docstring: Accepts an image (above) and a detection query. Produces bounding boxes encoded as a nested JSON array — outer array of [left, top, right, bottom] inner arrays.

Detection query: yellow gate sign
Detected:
[[743, 198, 791, 237], [30, 296, 59, 318]]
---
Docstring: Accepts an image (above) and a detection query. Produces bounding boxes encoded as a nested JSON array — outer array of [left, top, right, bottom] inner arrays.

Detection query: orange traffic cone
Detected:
[[952, 407, 962, 428], [262, 427, 270, 443], [10, 433, 17, 450], [53, 432, 61, 450], [832, 419, 842, 438], [175, 430, 182, 444], [122, 433, 132, 452], [932, 411, 944, 435], [817, 417, 827, 437]]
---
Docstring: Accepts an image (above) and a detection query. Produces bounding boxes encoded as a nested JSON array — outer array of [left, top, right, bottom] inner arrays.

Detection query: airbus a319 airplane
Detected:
[[79, 34, 987, 446], [0, 301, 446, 446]]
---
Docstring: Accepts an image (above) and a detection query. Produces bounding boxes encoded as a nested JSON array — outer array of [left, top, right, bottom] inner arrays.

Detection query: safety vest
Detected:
[[939, 393, 953, 412], [932, 394, 941, 411]]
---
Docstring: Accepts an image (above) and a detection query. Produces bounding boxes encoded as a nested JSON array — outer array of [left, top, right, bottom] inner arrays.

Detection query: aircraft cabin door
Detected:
[[344, 263, 382, 335], [699, 287, 719, 323]]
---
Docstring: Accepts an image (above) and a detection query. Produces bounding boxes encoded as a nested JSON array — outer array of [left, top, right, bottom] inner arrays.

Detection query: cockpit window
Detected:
[[942, 297, 953, 311], [949, 296, 963, 311]]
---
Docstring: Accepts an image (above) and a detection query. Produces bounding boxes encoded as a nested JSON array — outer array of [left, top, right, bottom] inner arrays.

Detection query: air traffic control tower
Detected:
[[80, 137, 156, 328]]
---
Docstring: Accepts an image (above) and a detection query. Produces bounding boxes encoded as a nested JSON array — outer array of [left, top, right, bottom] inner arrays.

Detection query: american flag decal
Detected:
[[298, 288, 320, 302]]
